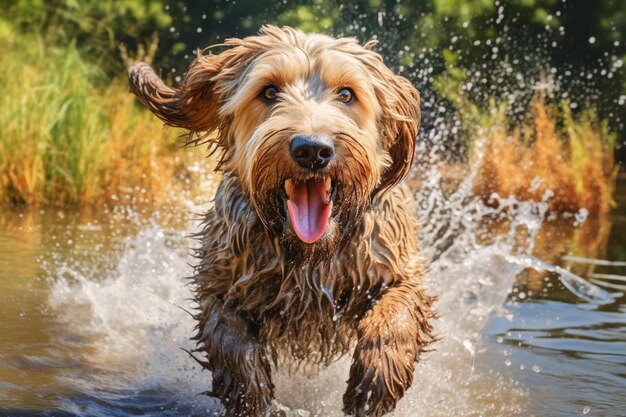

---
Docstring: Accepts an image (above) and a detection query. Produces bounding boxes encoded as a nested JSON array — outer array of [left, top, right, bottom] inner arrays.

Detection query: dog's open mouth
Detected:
[[282, 177, 335, 244]]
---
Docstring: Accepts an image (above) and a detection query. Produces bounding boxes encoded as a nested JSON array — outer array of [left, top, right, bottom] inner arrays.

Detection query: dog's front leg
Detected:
[[343, 281, 434, 417], [199, 297, 274, 416]]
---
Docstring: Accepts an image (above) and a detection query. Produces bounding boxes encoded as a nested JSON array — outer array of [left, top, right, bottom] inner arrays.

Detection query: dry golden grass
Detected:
[[472, 94, 618, 215], [0, 32, 210, 208]]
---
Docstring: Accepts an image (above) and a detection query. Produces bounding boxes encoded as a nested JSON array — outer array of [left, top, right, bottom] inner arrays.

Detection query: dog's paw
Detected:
[[211, 342, 275, 416], [342, 337, 416, 417]]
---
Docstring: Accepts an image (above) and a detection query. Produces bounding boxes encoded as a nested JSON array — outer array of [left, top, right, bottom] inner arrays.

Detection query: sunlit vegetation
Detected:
[[0, 31, 206, 206], [0, 0, 622, 209], [473, 96, 618, 215], [437, 74, 619, 215]]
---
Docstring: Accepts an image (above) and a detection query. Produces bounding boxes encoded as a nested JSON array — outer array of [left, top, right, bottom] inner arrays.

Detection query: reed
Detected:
[[435, 72, 618, 215], [0, 32, 203, 207], [471, 94, 618, 215]]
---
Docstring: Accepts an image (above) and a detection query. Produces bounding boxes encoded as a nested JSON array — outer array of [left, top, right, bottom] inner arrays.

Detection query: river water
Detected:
[[0, 173, 625, 417]]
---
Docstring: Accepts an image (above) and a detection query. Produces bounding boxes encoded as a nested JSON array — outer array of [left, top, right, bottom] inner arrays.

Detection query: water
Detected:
[[1, 171, 625, 417]]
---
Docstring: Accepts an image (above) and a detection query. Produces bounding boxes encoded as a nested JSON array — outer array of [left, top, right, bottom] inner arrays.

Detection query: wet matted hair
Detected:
[[130, 25, 435, 417]]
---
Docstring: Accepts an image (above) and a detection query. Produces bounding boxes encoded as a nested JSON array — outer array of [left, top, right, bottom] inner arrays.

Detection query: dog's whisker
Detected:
[[129, 25, 432, 417]]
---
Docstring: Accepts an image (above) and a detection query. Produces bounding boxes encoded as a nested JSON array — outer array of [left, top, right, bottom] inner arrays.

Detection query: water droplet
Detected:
[[588, 37, 596, 44]]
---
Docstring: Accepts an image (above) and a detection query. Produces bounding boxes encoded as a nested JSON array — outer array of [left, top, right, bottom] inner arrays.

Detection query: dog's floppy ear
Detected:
[[357, 46, 421, 196], [374, 74, 421, 196], [128, 52, 224, 134]]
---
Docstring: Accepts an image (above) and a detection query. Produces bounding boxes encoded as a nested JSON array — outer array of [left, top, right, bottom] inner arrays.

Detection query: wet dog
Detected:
[[129, 25, 435, 417]]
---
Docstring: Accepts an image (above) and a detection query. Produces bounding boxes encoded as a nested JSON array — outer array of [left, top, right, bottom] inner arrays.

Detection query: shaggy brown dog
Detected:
[[129, 25, 435, 417]]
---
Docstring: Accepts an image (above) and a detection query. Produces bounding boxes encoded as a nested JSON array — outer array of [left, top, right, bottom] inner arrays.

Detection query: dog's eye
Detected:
[[262, 85, 279, 101], [338, 87, 355, 104]]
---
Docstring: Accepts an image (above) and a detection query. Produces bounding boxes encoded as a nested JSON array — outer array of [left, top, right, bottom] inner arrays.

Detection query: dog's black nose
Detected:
[[290, 136, 334, 170]]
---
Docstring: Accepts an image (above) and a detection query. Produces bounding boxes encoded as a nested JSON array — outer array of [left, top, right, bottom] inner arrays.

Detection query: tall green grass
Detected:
[[0, 31, 198, 206]]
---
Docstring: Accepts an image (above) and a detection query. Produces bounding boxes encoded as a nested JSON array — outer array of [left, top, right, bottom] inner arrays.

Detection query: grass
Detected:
[[1, 26, 618, 215], [435, 71, 619, 216], [0, 31, 205, 207], [471, 94, 618, 215]]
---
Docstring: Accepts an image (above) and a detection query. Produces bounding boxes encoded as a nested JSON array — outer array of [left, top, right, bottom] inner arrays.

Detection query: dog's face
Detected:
[[132, 26, 420, 260]]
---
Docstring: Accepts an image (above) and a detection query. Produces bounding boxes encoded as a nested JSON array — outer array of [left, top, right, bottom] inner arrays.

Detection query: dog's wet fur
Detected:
[[129, 25, 435, 417]]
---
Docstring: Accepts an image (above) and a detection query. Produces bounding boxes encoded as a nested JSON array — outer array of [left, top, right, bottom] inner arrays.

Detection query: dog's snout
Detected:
[[290, 136, 334, 170]]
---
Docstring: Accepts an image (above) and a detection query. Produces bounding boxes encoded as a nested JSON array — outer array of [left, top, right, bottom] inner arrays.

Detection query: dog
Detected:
[[129, 25, 435, 417]]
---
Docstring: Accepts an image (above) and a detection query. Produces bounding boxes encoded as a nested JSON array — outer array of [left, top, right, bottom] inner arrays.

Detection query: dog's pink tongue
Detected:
[[287, 179, 332, 244]]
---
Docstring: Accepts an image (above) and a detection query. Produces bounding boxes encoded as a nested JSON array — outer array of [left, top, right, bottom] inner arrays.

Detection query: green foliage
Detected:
[[0, 0, 623, 206], [0, 32, 184, 205], [278, 4, 339, 33], [0, 34, 100, 203], [0, 0, 172, 75], [563, 102, 618, 199]]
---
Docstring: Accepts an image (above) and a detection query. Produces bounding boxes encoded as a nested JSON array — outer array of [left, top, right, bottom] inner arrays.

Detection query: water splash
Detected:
[[1, 1, 618, 413], [272, 239, 528, 417], [43, 149, 621, 417], [44, 156, 621, 417], [503, 254, 620, 304], [47, 222, 215, 415]]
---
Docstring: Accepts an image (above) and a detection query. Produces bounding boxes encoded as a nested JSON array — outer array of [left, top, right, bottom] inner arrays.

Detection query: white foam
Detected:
[[46, 154, 616, 415], [48, 222, 212, 401], [271, 162, 533, 416]]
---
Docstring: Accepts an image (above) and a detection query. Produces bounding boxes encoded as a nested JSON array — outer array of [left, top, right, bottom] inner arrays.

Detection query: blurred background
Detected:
[[0, 1, 625, 417], [0, 0, 624, 207]]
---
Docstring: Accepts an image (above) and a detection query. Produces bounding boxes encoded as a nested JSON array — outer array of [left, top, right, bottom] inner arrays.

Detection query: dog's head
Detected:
[[130, 25, 420, 259]]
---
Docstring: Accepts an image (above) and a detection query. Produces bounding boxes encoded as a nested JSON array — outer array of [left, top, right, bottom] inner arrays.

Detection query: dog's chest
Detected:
[[252, 264, 366, 361]]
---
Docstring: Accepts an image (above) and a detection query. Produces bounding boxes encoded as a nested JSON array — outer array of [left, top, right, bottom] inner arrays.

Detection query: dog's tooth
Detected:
[[285, 179, 294, 199], [325, 177, 332, 193], [324, 177, 332, 204]]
